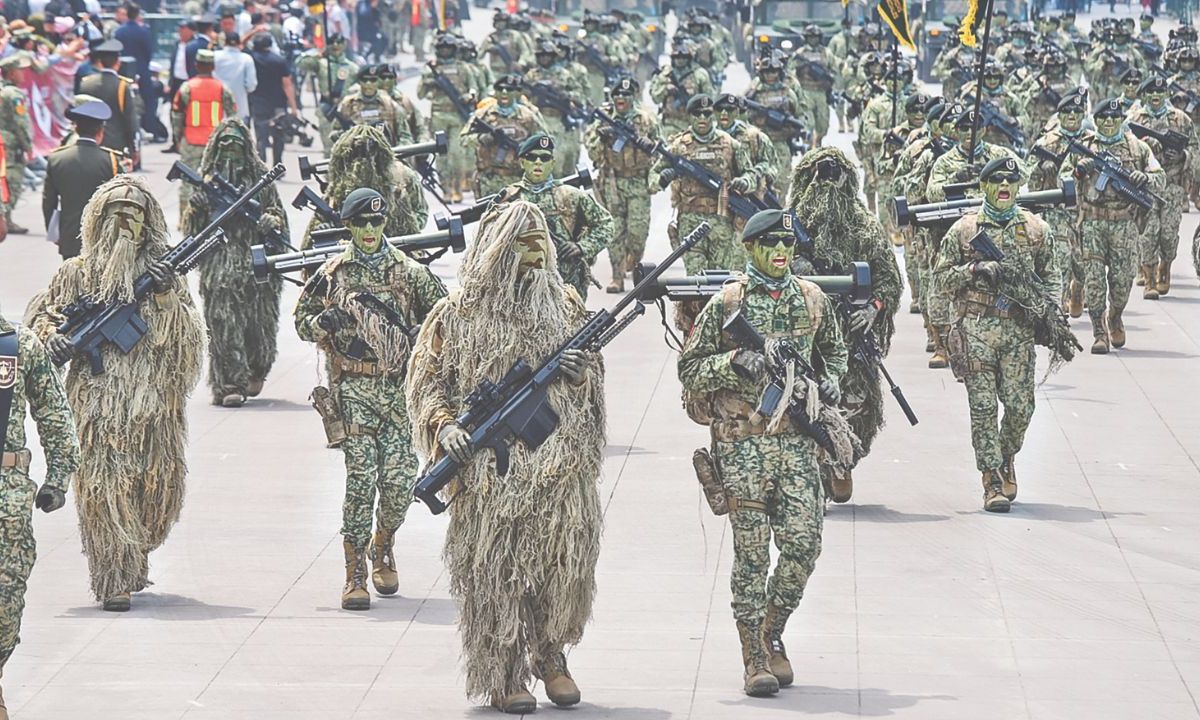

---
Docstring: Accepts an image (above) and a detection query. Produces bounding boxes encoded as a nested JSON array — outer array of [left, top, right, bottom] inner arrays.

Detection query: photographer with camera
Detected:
[[249, 33, 299, 165]]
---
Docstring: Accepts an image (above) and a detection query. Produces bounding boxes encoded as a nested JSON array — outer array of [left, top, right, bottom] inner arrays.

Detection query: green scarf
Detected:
[[745, 263, 790, 291]]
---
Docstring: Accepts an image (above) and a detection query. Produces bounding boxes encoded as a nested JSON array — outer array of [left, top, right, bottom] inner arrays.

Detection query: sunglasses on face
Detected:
[[348, 214, 384, 228], [524, 152, 554, 163], [988, 173, 1022, 184], [756, 234, 795, 248], [691, 110, 713, 118], [611, 91, 633, 98]]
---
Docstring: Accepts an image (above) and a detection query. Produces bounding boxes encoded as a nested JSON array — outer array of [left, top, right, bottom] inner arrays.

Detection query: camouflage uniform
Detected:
[[651, 128, 756, 274], [859, 89, 908, 216], [524, 60, 590, 177], [790, 41, 839, 142], [649, 64, 714, 138], [0, 77, 32, 224], [417, 56, 476, 200], [460, 100, 548, 198], [576, 31, 628, 107], [723, 119, 779, 217], [583, 100, 663, 289], [479, 26, 534, 74], [0, 317, 80, 676], [1084, 44, 1146, 104], [1029, 124, 1086, 309], [745, 77, 808, 183], [336, 87, 406, 144], [295, 50, 359, 155]]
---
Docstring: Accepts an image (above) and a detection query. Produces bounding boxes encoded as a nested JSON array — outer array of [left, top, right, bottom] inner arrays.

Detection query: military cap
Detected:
[[713, 93, 742, 111], [518, 133, 555, 157], [1139, 76, 1168, 94], [357, 64, 378, 80], [610, 76, 639, 95], [687, 94, 715, 114], [979, 156, 1021, 183], [1121, 67, 1143, 83], [905, 92, 930, 113], [1140, 12, 1154, 20], [741, 209, 788, 244], [953, 109, 977, 129], [340, 187, 388, 220], [1094, 97, 1125, 117], [196, 48, 215, 64], [93, 38, 124, 55], [493, 73, 521, 90], [66, 99, 112, 123], [0, 54, 31, 70], [1057, 92, 1087, 113]]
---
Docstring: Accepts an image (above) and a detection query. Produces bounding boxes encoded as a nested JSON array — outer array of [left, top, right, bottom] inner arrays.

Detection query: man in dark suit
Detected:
[[43, 101, 124, 259], [78, 40, 140, 166], [114, 3, 161, 140]]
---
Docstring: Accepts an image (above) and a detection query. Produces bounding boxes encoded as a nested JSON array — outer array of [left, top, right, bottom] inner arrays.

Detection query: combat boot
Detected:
[[103, 592, 131, 612], [736, 620, 780, 697], [341, 540, 370, 610], [909, 299, 921, 314], [368, 528, 399, 595], [1068, 281, 1083, 318], [534, 650, 581, 707], [982, 471, 1010, 513], [830, 470, 852, 503], [606, 267, 625, 294], [491, 687, 537, 714], [1157, 260, 1172, 296], [246, 377, 265, 397], [1142, 265, 1159, 300], [1108, 309, 1126, 349], [1090, 316, 1110, 355], [221, 392, 246, 408], [928, 326, 950, 369], [1, 650, 9, 720], [6, 221, 26, 235], [999, 455, 1018, 501], [1135, 266, 1146, 286], [762, 604, 794, 687], [924, 324, 935, 353]]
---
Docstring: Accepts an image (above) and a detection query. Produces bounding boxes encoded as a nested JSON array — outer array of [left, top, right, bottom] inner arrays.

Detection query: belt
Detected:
[[711, 416, 795, 443], [606, 167, 648, 179], [960, 290, 1022, 320], [1081, 204, 1132, 221], [2, 449, 31, 470], [330, 353, 400, 378]]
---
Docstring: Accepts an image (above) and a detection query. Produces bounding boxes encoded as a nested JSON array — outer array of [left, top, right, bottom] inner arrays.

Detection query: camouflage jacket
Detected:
[[723, 120, 778, 196], [336, 91, 406, 144], [479, 29, 534, 73], [417, 59, 476, 117], [745, 79, 810, 143], [296, 53, 359, 100], [1127, 104, 1198, 183], [1058, 130, 1164, 211], [1028, 126, 1085, 191], [524, 64, 590, 125], [582, 103, 662, 179], [497, 178, 613, 288], [649, 66, 713, 124], [927, 142, 1024, 202], [0, 81, 32, 156], [651, 128, 755, 216], [459, 101, 548, 174]]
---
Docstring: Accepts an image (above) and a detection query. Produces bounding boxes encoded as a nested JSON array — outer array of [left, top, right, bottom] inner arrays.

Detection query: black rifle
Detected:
[[650, 140, 760, 221], [412, 222, 713, 514], [292, 186, 339, 225], [521, 80, 591, 129], [465, 116, 522, 164], [970, 229, 1004, 261], [1134, 38, 1163, 60], [1031, 144, 1066, 167], [741, 97, 808, 140], [1066, 138, 1164, 210], [665, 72, 692, 112], [1035, 80, 1062, 108], [1101, 48, 1134, 77], [426, 62, 474, 121], [304, 274, 418, 359], [979, 100, 1027, 152], [1128, 122, 1190, 153], [942, 180, 978, 202], [319, 98, 355, 130], [797, 58, 835, 89], [251, 218, 467, 280], [836, 293, 918, 426], [894, 181, 1077, 228], [577, 41, 621, 86], [590, 108, 657, 155], [299, 132, 449, 183], [270, 112, 317, 148], [57, 164, 285, 374], [434, 167, 593, 229], [167, 161, 294, 252], [634, 261, 872, 304], [722, 311, 839, 455]]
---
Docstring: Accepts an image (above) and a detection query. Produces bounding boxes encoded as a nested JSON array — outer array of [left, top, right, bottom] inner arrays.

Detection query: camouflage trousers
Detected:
[[583, 70, 606, 108], [199, 268, 282, 400], [429, 112, 469, 195], [4, 160, 25, 220], [318, 114, 335, 157], [860, 142, 881, 211], [767, 138, 794, 195], [1046, 209, 1082, 295], [714, 433, 823, 624], [0, 467, 36, 659], [1139, 184, 1185, 266], [799, 87, 829, 140], [177, 143, 206, 212], [335, 373, 419, 548], [924, 227, 956, 326], [596, 174, 652, 281], [951, 314, 1036, 472], [544, 116, 581, 178], [1080, 218, 1136, 321], [901, 229, 920, 307], [673, 213, 744, 275]]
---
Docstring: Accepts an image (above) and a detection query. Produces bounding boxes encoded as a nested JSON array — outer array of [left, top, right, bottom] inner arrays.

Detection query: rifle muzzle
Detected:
[[634, 261, 873, 304]]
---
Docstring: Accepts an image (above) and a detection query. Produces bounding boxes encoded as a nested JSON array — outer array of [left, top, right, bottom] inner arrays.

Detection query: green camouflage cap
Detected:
[[339, 187, 388, 220], [518, 133, 555, 157]]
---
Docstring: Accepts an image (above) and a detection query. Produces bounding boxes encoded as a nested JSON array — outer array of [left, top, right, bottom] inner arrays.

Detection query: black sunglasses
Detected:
[[524, 152, 554, 163], [348, 214, 384, 228], [756, 234, 796, 248], [691, 109, 713, 118]]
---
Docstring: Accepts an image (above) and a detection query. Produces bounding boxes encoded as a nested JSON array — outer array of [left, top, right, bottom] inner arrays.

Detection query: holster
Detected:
[[692, 447, 728, 516], [310, 385, 347, 449]]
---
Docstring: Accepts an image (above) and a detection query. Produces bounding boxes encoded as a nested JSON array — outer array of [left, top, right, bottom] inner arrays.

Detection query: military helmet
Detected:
[[582, 10, 599, 27], [982, 59, 1004, 77], [1009, 22, 1034, 36], [670, 41, 694, 59], [492, 8, 508, 27], [755, 53, 784, 73], [1178, 45, 1200, 62], [535, 40, 557, 57], [803, 23, 822, 37], [434, 32, 457, 49]]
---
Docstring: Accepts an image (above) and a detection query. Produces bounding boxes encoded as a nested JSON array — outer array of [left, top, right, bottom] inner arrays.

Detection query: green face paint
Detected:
[[1095, 115, 1123, 137], [982, 175, 1020, 212], [521, 151, 554, 184], [350, 213, 386, 254], [360, 78, 378, 97], [1059, 110, 1084, 132], [749, 234, 795, 279]]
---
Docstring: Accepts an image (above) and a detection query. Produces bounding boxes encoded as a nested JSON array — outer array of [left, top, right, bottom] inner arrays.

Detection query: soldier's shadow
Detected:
[[719, 685, 955, 715], [468, 705, 673, 718], [956, 503, 1144, 523], [59, 593, 256, 620], [826, 504, 950, 524], [314, 595, 459, 625]]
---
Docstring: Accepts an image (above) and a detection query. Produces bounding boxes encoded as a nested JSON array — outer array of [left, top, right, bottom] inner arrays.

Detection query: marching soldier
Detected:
[[583, 77, 663, 293], [379, 64, 429, 143], [77, 39, 139, 170], [1117, 68, 1143, 114], [1084, 24, 1147, 103], [649, 42, 714, 139], [418, 33, 477, 202], [961, 61, 1030, 152], [460, 74, 549, 198], [42, 101, 123, 260], [0, 55, 33, 235], [681, 13, 729, 88], [296, 33, 359, 156], [336, 65, 407, 145], [1021, 51, 1075, 140], [713, 94, 778, 212], [294, 187, 447, 610], [576, 12, 630, 106], [745, 53, 807, 184], [524, 40, 590, 177], [859, 60, 912, 218], [479, 9, 533, 74], [492, 134, 613, 299], [170, 49, 237, 211], [789, 24, 839, 147]]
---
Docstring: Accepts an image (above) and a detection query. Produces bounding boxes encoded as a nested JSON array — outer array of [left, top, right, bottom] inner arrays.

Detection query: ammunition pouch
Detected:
[[1081, 204, 1131, 222], [710, 415, 793, 443], [958, 289, 1024, 321], [946, 322, 969, 381], [1, 449, 31, 471], [310, 385, 347, 448], [692, 447, 728, 515]]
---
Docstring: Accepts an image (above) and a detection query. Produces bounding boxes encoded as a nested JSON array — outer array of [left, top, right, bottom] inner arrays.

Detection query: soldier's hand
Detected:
[[1163, 147, 1184, 164], [658, 168, 677, 188], [147, 260, 174, 293], [35, 485, 66, 513], [437, 423, 474, 464], [189, 191, 210, 211], [849, 304, 879, 334], [257, 213, 282, 235], [559, 348, 589, 384], [730, 349, 767, 382], [952, 165, 977, 182], [316, 307, 353, 333], [1130, 170, 1150, 188], [46, 334, 74, 365], [559, 241, 584, 262], [729, 177, 752, 195], [972, 260, 1002, 284], [596, 125, 616, 141], [1075, 157, 1100, 175], [819, 377, 842, 404]]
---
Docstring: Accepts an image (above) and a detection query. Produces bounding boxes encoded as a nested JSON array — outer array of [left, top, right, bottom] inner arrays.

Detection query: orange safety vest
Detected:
[[184, 77, 225, 147]]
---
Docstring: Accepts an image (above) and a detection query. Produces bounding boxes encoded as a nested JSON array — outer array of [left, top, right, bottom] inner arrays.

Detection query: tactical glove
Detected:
[[849, 304, 879, 334], [559, 241, 584, 262], [35, 485, 66, 513], [819, 377, 842, 404], [1130, 170, 1150, 188], [728, 177, 752, 194], [972, 260, 1002, 284], [189, 191, 210, 211], [316, 306, 353, 333], [952, 165, 977, 182], [46, 334, 75, 365], [146, 260, 174, 293], [559, 348, 589, 384], [658, 168, 677, 188], [437, 423, 473, 464], [1075, 157, 1100, 175], [730, 349, 767, 381], [257, 212, 282, 235]]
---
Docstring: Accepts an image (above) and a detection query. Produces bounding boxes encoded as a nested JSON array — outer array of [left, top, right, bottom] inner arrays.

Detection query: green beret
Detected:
[[741, 209, 809, 246], [979, 156, 1021, 183], [518, 134, 555, 157], [339, 187, 388, 220], [687, 94, 714, 114], [1057, 92, 1086, 113]]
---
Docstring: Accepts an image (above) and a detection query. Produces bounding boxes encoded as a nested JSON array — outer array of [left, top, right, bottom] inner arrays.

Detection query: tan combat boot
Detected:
[[1000, 455, 1018, 501], [342, 540, 370, 610], [1068, 281, 1084, 319], [368, 528, 399, 596], [1157, 260, 1172, 296], [1090, 316, 1110, 355], [982, 471, 1011, 513], [928, 326, 950, 369], [246, 377, 265, 397], [830, 470, 853, 504], [1142, 265, 1160, 300], [606, 261, 625, 294], [103, 592, 131, 612], [1135, 265, 1146, 286], [1108, 309, 1126, 349], [736, 620, 780, 697], [762, 604, 794, 687], [534, 650, 581, 707], [491, 687, 537, 714], [924, 323, 935, 353]]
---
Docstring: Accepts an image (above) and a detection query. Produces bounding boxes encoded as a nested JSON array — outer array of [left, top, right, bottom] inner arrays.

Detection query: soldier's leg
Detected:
[[861, 158, 878, 213], [624, 184, 652, 269], [336, 384, 380, 609], [558, 129, 581, 177], [677, 213, 706, 275], [771, 140, 793, 194], [1138, 207, 1163, 299], [177, 144, 205, 210], [4, 162, 24, 229], [958, 318, 1004, 472], [604, 191, 630, 289], [319, 115, 335, 157], [996, 330, 1036, 465], [244, 279, 282, 395], [806, 89, 830, 145], [368, 403, 417, 597], [1105, 222, 1136, 347], [715, 438, 771, 625], [765, 435, 823, 612], [1080, 220, 1111, 346], [0, 483, 37, 675], [834, 95, 846, 133], [1155, 190, 1185, 295], [199, 283, 252, 404]]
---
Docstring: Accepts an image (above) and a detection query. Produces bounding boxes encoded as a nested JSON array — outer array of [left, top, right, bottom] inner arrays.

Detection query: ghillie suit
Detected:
[[301, 125, 429, 250], [182, 118, 285, 405], [786, 147, 903, 487], [29, 175, 205, 602], [407, 201, 606, 702]]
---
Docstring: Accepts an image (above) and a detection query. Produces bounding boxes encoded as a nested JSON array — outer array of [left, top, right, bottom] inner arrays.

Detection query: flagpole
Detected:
[[966, 0, 995, 161], [890, 37, 899, 129]]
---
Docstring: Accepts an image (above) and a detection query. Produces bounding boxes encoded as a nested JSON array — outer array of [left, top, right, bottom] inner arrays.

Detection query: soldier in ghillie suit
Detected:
[[678, 209, 854, 698], [32, 176, 206, 612], [0, 300, 80, 719], [301, 125, 429, 251], [183, 118, 287, 407], [407, 201, 605, 714], [295, 188, 446, 610], [786, 147, 902, 503], [933, 157, 1074, 512]]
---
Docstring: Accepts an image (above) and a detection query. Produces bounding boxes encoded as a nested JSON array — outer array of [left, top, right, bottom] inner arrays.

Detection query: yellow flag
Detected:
[[959, 0, 980, 47], [875, 0, 916, 51]]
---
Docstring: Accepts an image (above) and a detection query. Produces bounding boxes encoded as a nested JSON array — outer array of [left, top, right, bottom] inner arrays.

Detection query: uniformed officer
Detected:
[[42, 101, 123, 260], [295, 33, 359, 156], [78, 39, 139, 167], [0, 54, 34, 236], [460, 74, 549, 197]]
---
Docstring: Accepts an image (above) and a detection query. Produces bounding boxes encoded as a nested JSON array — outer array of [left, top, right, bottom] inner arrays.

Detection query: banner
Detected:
[[21, 62, 73, 158], [959, 0, 981, 47], [875, 0, 916, 51]]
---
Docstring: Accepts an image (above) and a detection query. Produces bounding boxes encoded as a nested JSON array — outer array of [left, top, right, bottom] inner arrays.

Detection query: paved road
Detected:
[[2, 6, 1200, 720]]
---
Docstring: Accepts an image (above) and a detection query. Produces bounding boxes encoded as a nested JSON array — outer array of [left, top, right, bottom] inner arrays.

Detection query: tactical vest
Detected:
[[321, 253, 416, 373], [184, 77, 224, 147], [671, 133, 735, 216], [749, 84, 795, 143], [428, 62, 470, 115], [476, 108, 535, 173], [951, 211, 1046, 320], [600, 107, 654, 177]]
